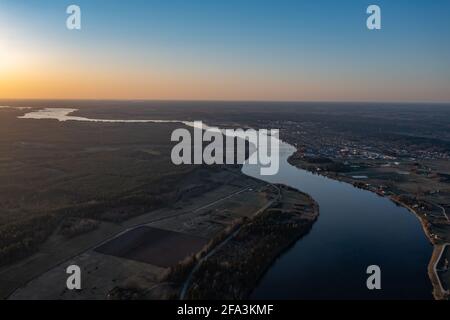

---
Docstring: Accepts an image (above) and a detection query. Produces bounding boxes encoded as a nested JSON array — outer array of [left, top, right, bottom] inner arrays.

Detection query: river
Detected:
[[243, 141, 432, 299], [18, 107, 433, 299]]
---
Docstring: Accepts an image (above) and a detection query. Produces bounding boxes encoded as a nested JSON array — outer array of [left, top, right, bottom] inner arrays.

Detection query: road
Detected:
[[429, 201, 449, 298], [93, 186, 253, 249], [6, 185, 256, 299], [179, 183, 281, 300], [434, 203, 450, 222], [433, 243, 449, 298]]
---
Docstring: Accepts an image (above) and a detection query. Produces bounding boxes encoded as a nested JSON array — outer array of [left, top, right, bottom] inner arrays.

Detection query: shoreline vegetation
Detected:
[[168, 185, 319, 300], [109, 184, 319, 300], [287, 154, 449, 300]]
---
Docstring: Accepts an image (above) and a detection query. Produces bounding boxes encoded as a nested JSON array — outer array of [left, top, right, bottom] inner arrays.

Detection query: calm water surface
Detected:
[[243, 142, 432, 299]]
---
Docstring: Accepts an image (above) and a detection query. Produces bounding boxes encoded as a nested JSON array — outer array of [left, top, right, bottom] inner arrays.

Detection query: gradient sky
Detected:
[[1, 0, 450, 102]]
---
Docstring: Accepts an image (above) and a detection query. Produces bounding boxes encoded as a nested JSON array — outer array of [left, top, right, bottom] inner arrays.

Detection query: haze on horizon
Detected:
[[1, 0, 450, 103]]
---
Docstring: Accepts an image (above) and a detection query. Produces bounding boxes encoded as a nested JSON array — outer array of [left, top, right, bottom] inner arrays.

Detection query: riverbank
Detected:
[[287, 155, 449, 300], [179, 185, 319, 300], [5, 105, 437, 299]]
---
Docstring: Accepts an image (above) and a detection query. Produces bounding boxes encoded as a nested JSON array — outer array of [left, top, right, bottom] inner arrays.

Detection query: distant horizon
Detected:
[[2, 98, 450, 105]]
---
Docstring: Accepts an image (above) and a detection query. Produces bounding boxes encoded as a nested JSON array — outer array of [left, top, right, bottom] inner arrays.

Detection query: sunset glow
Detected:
[[1, 0, 450, 102]]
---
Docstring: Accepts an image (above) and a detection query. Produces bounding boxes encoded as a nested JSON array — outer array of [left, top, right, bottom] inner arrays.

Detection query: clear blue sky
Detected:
[[1, 0, 450, 101]]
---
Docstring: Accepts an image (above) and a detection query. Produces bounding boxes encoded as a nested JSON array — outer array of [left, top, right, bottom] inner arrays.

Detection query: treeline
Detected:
[[59, 217, 100, 238], [58, 193, 170, 223], [165, 219, 244, 284], [0, 214, 58, 267], [0, 191, 174, 267], [185, 208, 318, 300]]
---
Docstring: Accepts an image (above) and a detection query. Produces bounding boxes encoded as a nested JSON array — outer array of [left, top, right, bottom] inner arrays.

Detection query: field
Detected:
[[184, 185, 319, 300], [0, 107, 195, 266], [8, 177, 272, 300], [0, 105, 270, 299], [95, 226, 209, 267]]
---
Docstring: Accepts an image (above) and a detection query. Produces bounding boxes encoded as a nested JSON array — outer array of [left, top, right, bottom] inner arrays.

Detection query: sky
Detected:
[[1, 0, 450, 102]]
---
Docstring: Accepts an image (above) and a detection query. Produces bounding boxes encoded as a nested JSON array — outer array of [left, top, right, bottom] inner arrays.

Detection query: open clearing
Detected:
[[95, 226, 208, 267]]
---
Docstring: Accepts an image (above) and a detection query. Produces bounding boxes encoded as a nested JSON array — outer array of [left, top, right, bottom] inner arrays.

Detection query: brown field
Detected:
[[95, 226, 208, 267]]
